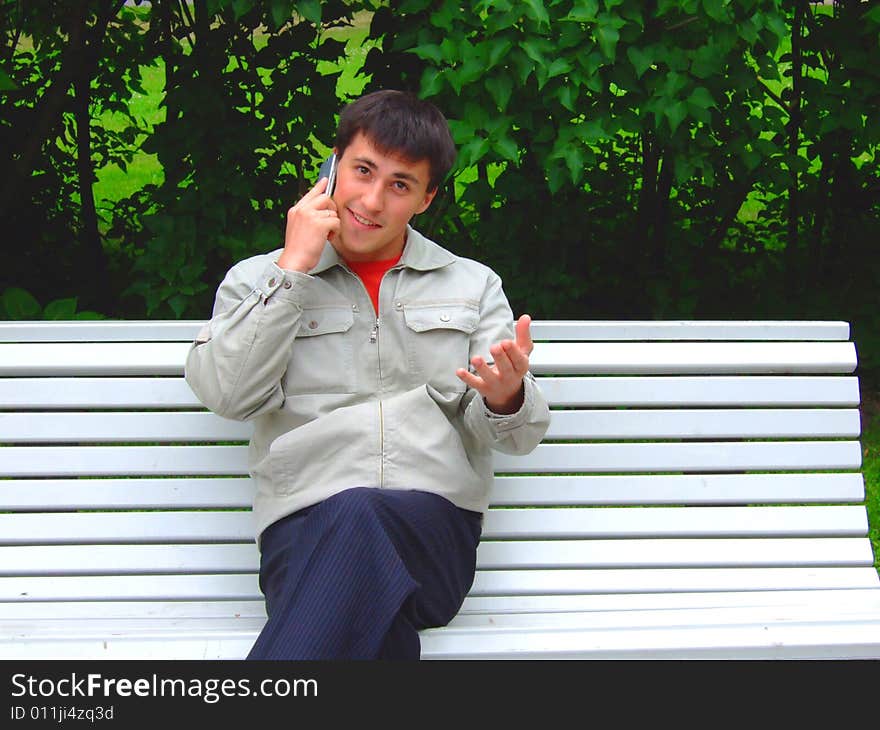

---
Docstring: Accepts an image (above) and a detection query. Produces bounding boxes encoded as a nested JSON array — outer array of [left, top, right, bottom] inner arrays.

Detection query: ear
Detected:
[[415, 187, 438, 215]]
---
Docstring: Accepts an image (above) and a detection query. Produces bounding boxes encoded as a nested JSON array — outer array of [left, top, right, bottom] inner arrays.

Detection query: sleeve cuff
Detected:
[[481, 373, 537, 432], [258, 261, 311, 304]]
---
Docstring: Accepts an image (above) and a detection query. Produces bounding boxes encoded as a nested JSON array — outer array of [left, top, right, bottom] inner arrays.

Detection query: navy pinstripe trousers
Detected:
[[246, 487, 483, 660]]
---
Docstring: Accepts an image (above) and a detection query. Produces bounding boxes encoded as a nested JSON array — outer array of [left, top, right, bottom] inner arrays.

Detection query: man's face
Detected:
[[330, 132, 437, 262]]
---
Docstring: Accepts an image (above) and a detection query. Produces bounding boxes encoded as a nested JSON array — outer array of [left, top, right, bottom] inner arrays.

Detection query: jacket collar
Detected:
[[309, 225, 456, 275]]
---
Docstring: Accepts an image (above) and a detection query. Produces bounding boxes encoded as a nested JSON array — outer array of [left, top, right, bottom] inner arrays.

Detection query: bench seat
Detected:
[[1, 320, 878, 659]]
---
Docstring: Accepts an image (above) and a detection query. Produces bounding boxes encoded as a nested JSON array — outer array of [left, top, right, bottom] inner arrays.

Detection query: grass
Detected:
[[861, 389, 880, 572]]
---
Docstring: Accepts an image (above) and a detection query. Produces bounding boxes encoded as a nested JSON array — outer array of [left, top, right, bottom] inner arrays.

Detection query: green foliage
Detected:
[[1, 0, 879, 380], [0, 287, 103, 320]]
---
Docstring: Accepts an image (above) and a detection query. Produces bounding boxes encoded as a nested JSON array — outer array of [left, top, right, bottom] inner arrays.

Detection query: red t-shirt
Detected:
[[345, 256, 401, 315]]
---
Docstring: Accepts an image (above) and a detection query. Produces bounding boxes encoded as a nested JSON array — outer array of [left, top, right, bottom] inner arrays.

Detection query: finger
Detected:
[[471, 355, 497, 381], [492, 342, 517, 377], [301, 176, 329, 203], [515, 314, 534, 356], [503, 338, 530, 374], [456, 368, 486, 394]]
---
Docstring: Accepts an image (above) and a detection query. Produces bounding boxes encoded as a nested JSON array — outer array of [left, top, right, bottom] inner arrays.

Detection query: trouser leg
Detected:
[[247, 487, 482, 660]]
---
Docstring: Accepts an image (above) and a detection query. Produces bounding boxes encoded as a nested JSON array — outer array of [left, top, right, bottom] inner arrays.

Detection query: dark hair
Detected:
[[335, 90, 457, 192]]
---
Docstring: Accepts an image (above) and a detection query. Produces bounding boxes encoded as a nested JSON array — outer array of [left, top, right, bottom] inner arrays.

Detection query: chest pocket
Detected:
[[283, 306, 355, 394], [403, 301, 479, 393]]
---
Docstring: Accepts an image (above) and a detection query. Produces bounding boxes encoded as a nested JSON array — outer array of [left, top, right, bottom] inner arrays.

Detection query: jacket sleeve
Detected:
[[184, 258, 310, 421], [460, 272, 551, 455]]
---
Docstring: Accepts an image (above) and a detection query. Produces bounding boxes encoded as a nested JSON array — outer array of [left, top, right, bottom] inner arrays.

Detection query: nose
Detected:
[[361, 180, 384, 213]]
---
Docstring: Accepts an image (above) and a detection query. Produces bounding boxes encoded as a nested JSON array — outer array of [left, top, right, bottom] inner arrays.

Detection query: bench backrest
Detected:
[[0, 320, 876, 616]]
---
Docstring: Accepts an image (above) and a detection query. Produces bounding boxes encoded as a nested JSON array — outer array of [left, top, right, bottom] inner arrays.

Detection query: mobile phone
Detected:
[[318, 154, 338, 196]]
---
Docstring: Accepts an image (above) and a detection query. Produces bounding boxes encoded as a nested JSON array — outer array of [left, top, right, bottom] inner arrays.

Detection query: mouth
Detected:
[[348, 208, 381, 229]]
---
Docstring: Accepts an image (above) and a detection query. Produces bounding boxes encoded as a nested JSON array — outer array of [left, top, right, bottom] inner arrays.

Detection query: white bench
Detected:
[[1, 320, 879, 659]]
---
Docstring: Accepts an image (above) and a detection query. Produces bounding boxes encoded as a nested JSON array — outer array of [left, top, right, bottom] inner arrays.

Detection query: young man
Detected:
[[185, 90, 550, 659]]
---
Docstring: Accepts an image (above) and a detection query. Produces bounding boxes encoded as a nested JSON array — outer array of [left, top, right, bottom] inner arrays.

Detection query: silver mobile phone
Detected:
[[318, 154, 338, 196]]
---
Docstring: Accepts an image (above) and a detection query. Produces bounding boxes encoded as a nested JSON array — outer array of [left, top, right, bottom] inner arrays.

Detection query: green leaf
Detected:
[[1, 287, 41, 320], [688, 86, 716, 110], [420, 68, 446, 97], [521, 40, 546, 66], [487, 38, 514, 69], [627, 46, 653, 78], [0, 68, 17, 91], [430, 0, 459, 31], [232, 0, 254, 20], [74, 311, 105, 321], [597, 23, 620, 61], [557, 85, 579, 113], [523, 0, 550, 26], [493, 134, 520, 164], [701, 0, 729, 23], [297, 0, 322, 25], [664, 101, 688, 133], [410, 44, 444, 64], [486, 75, 514, 111], [566, 0, 599, 23], [43, 298, 79, 321], [547, 163, 569, 194], [564, 144, 585, 184], [270, 0, 292, 29], [547, 58, 573, 80], [458, 137, 491, 169]]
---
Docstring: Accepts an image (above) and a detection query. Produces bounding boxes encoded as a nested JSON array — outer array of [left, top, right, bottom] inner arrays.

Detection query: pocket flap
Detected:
[[403, 302, 479, 334], [296, 307, 354, 337]]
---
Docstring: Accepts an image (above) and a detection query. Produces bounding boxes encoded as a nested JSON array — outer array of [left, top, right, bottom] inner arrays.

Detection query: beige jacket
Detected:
[[185, 226, 551, 542]]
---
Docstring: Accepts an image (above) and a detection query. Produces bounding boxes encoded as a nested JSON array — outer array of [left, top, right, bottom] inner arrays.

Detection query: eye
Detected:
[[392, 180, 410, 193], [355, 165, 370, 177]]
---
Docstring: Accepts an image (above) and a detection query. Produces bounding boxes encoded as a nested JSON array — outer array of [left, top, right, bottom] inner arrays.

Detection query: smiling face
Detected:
[[330, 132, 437, 263]]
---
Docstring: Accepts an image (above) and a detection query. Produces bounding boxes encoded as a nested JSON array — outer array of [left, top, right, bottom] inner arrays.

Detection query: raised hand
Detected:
[[456, 314, 534, 414], [276, 176, 340, 273]]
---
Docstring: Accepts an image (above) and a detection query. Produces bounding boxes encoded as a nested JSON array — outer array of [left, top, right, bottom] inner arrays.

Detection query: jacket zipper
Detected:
[[372, 317, 384, 487]]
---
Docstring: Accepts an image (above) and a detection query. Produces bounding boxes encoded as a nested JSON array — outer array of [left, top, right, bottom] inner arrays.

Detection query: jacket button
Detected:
[[440, 314, 451, 322], [395, 301, 403, 309], [308, 320, 319, 329], [283, 280, 292, 289]]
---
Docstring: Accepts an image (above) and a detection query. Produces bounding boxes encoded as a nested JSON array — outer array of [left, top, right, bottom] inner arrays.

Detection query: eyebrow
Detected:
[[352, 156, 422, 186]]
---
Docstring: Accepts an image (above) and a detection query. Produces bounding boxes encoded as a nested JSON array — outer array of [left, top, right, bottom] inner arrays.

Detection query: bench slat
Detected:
[[470, 567, 880, 596], [1, 408, 861, 443], [494, 441, 863, 473], [0, 473, 864, 511], [1, 567, 877, 603], [0, 538, 872, 575], [528, 320, 852, 341], [0, 340, 859, 376], [532, 341, 858, 374], [490, 473, 866, 506], [537, 376, 861, 407], [0, 478, 256, 510], [4, 619, 879, 660], [0, 375, 860, 409], [0, 320, 853, 343], [1, 441, 863, 477], [421, 621, 880, 660], [6, 602, 880, 638], [0, 506, 867, 544], [6, 588, 880, 620]]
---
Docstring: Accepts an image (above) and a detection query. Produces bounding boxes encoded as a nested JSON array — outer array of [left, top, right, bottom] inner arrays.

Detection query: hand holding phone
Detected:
[[277, 157, 340, 272]]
